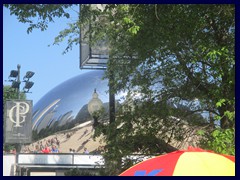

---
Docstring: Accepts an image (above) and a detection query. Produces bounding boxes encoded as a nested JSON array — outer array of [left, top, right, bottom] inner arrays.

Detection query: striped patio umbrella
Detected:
[[119, 147, 235, 176]]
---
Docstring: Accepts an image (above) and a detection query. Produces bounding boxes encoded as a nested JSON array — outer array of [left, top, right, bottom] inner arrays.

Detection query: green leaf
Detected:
[[216, 99, 226, 108], [123, 17, 132, 24], [212, 129, 220, 137], [197, 130, 205, 135]]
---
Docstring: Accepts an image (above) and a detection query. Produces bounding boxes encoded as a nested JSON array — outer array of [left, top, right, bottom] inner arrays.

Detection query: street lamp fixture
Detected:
[[88, 89, 103, 128], [6, 64, 35, 99], [23, 81, 34, 92], [9, 70, 19, 78], [23, 71, 35, 80]]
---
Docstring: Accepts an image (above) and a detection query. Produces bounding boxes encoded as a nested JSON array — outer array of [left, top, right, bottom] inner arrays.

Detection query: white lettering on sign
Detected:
[[9, 102, 30, 127]]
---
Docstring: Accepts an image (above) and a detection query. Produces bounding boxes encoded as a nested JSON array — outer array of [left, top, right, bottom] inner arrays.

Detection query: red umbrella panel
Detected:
[[119, 147, 235, 176]]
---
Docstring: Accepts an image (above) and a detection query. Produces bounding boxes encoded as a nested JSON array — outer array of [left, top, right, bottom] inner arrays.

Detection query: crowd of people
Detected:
[[20, 137, 61, 154], [4, 132, 106, 154], [4, 145, 106, 155]]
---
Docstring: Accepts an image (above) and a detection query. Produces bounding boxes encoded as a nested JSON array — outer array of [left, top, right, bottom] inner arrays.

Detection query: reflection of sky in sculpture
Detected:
[[32, 70, 113, 133]]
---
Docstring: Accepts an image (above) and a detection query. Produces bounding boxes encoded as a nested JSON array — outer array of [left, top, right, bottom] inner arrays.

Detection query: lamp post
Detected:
[[80, 5, 118, 174], [5, 64, 35, 153], [88, 89, 104, 128], [80, 4, 115, 125]]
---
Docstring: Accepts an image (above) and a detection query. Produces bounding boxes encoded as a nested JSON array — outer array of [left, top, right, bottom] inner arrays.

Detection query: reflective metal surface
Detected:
[[32, 71, 112, 136]]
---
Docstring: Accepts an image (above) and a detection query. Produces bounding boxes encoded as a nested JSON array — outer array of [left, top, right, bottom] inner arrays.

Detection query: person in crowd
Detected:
[[33, 144, 40, 153], [56, 139, 60, 147], [10, 148, 16, 154], [41, 145, 51, 154], [39, 141, 44, 151], [51, 145, 59, 153], [84, 147, 89, 154], [51, 138, 55, 145]]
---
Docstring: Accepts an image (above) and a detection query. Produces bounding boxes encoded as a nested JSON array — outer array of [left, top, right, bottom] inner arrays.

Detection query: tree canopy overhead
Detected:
[[101, 4, 235, 128], [99, 4, 235, 157], [4, 4, 235, 160]]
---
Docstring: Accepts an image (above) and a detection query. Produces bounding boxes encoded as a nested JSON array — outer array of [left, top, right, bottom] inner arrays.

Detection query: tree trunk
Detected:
[[219, 104, 234, 129]]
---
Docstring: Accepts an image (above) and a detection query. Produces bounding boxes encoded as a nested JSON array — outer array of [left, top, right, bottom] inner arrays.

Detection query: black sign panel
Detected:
[[4, 100, 32, 144]]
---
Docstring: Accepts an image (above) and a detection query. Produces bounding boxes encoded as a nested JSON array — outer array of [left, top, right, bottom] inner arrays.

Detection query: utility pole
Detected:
[[17, 64, 21, 99]]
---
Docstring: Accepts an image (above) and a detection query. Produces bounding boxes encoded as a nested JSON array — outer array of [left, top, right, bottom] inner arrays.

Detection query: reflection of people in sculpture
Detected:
[[41, 145, 51, 153], [84, 147, 89, 154], [51, 145, 59, 153]]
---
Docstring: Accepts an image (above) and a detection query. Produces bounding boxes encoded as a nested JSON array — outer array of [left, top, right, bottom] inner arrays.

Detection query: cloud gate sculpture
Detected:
[[32, 70, 115, 138]]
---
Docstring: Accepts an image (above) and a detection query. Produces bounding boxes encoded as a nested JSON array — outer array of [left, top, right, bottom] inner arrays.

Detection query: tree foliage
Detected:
[[4, 4, 235, 174], [88, 4, 235, 158], [103, 4, 235, 128], [3, 85, 26, 108]]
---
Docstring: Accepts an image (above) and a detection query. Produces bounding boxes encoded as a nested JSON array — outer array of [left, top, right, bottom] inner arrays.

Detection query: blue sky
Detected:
[[3, 6, 90, 104]]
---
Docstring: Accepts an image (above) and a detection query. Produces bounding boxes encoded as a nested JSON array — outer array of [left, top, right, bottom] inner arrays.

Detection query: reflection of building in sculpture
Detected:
[[32, 99, 61, 131], [32, 71, 119, 138]]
